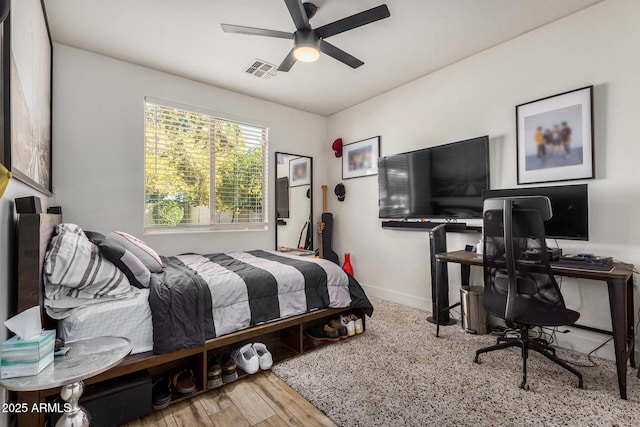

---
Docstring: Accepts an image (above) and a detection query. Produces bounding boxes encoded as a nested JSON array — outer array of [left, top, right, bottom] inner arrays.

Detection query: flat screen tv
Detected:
[[378, 136, 490, 219], [482, 184, 589, 241]]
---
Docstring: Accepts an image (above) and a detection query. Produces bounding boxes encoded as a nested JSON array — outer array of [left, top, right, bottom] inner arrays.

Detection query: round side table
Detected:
[[0, 336, 132, 427]]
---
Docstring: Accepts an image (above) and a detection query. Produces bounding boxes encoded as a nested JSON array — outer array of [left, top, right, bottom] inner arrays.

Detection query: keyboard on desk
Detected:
[[551, 254, 614, 271]]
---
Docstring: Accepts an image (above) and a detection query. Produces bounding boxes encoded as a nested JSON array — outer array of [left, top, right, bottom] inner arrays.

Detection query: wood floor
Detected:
[[122, 371, 337, 427]]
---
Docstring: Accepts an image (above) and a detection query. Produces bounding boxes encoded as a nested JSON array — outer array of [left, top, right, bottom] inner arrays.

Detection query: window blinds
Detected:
[[144, 98, 267, 230]]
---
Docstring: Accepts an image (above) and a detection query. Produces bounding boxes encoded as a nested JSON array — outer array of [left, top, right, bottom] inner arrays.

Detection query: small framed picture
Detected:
[[289, 157, 311, 187], [342, 136, 380, 180], [516, 86, 594, 184]]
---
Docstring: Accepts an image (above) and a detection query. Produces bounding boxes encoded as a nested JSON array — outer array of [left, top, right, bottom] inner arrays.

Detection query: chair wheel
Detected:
[[474, 355, 480, 364], [520, 382, 529, 391]]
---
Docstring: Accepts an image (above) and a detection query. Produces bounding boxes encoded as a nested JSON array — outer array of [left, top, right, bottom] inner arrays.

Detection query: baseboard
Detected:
[[360, 283, 430, 312], [360, 282, 637, 362], [556, 327, 617, 361]]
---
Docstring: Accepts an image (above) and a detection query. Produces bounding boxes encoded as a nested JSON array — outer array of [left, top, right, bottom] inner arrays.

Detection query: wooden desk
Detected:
[[434, 249, 635, 399]]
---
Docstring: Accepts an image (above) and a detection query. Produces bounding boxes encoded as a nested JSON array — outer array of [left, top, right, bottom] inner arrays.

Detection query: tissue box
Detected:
[[1, 330, 55, 379]]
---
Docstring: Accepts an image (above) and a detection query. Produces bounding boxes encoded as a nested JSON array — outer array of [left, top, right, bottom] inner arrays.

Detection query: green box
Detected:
[[1, 330, 55, 379]]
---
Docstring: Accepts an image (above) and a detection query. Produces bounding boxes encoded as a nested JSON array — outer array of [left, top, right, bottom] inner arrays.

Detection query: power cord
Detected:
[[543, 301, 640, 368], [547, 244, 639, 367], [612, 260, 639, 274], [491, 325, 619, 368], [546, 336, 615, 368], [532, 326, 557, 346], [448, 306, 461, 322]]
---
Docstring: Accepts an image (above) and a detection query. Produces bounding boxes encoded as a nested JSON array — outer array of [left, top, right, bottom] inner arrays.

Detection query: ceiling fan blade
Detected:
[[319, 40, 364, 69], [284, 0, 310, 31], [221, 24, 293, 39], [278, 48, 297, 72], [315, 4, 390, 39]]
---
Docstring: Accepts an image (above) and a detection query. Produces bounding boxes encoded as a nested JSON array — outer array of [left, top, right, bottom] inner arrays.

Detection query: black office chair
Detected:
[[474, 196, 584, 390]]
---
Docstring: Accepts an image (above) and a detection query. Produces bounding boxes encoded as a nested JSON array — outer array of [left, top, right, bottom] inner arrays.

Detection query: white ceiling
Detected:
[[43, 0, 601, 116]]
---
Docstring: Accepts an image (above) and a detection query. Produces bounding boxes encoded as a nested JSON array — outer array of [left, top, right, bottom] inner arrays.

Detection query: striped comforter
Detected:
[[149, 250, 372, 354]]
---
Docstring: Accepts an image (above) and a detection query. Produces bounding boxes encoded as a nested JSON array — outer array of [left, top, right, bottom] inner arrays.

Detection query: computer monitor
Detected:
[[482, 184, 588, 241]]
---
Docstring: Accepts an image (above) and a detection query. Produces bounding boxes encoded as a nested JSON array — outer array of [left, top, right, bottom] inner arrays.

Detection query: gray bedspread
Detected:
[[149, 250, 373, 354]]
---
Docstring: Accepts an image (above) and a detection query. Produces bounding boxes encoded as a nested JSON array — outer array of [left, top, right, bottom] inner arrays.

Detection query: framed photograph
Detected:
[[516, 86, 594, 185], [0, 11, 4, 167], [2, 0, 53, 194], [289, 156, 310, 187], [342, 136, 380, 179]]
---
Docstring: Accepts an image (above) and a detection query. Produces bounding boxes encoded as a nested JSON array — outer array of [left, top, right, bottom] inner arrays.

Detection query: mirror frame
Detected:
[[274, 152, 313, 251]]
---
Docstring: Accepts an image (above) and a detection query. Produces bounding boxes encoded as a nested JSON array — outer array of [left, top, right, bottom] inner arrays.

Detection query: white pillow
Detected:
[[107, 231, 164, 272], [44, 224, 132, 304]]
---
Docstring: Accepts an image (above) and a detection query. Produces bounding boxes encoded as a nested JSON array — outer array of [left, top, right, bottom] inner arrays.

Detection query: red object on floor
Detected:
[[342, 253, 354, 276]]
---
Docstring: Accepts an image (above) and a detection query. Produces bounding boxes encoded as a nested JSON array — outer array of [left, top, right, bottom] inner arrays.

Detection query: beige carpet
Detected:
[[273, 297, 640, 427]]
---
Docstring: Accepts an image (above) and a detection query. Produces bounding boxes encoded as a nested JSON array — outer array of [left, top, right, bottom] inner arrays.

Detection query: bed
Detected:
[[58, 289, 153, 354], [14, 213, 373, 427], [56, 249, 371, 355]]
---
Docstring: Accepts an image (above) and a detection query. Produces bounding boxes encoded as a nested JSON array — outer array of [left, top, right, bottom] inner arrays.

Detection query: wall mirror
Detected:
[[275, 152, 313, 252]]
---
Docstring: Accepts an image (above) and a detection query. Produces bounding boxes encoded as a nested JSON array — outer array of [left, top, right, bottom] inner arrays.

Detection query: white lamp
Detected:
[[294, 46, 320, 62], [293, 30, 320, 63]]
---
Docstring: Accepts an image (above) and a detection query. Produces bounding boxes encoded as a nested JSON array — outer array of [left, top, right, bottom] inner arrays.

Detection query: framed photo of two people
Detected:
[[516, 86, 594, 185]]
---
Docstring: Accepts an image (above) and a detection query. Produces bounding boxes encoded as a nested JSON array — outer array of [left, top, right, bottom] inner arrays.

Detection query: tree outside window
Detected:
[[144, 100, 267, 230]]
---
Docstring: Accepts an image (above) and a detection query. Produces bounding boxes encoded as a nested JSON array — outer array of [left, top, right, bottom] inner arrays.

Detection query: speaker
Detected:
[[426, 225, 456, 326], [47, 206, 62, 214], [15, 196, 42, 214]]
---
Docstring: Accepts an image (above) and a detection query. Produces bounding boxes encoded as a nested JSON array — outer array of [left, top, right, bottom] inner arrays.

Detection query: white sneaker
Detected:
[[349, 314, 364, 334], [340, 315, 356, 337], [253, 343, 273, 370], [231, 343, 259, 374]]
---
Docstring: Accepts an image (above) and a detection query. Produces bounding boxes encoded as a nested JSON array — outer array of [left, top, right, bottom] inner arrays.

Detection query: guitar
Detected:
[[317, 220, 325, 259], [318, 185, 339, 264], [303, 214, 313, 251], [297, 220, 308, 250]]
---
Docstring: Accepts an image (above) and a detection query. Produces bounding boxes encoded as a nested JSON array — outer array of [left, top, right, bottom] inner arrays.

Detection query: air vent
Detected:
[[245, 59, 277, 79]]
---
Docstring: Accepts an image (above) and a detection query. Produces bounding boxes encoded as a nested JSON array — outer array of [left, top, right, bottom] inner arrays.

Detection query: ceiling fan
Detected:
[[221, 0, 390, 72]]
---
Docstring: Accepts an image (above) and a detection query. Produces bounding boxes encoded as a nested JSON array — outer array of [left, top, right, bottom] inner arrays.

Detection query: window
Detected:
[[144, 98, 268, 231]]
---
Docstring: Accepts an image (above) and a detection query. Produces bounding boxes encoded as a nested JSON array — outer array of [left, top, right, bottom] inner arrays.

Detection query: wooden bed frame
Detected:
[[14, 214, 366, 427]]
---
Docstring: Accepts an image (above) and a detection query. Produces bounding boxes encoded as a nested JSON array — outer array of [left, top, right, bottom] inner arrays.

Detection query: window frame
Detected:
[[143, 97, 269, 234]]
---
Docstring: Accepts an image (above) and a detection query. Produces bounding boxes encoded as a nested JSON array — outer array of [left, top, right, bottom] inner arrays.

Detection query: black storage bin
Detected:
[[49, 370, 152, 427]]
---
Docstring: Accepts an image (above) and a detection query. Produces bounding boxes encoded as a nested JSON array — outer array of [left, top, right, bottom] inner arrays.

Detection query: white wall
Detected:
[[326, 0, 640, 359], [52, 45, 327, 255]]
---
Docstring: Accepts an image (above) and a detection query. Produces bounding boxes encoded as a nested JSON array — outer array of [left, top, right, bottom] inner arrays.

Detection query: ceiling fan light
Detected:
[[293, 30, 320, 63], [294, 45, 320, 62]]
